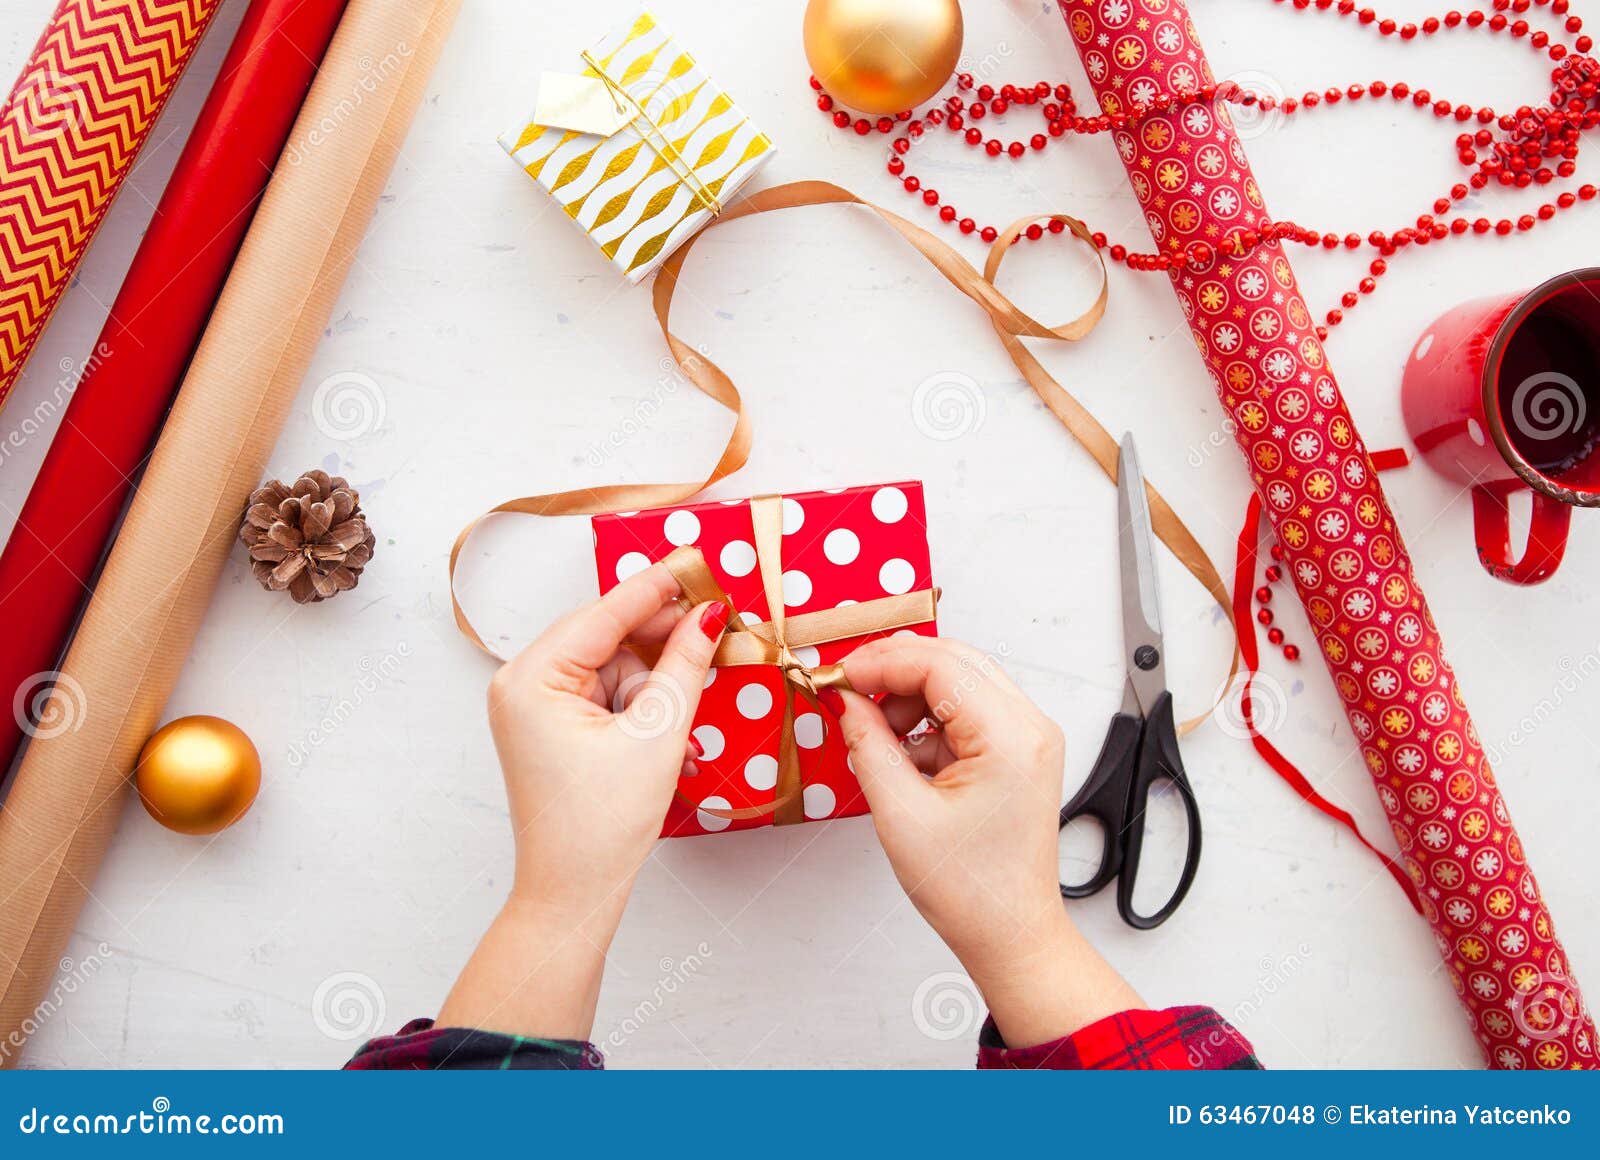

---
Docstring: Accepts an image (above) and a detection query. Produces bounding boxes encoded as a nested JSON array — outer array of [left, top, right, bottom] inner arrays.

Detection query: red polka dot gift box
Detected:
[[593, 482, 937, 837]]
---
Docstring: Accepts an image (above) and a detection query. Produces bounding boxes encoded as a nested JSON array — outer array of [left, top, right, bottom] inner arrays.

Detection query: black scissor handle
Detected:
[[1115, 692, 1203, 930], [1058, 712, 1142, 899]]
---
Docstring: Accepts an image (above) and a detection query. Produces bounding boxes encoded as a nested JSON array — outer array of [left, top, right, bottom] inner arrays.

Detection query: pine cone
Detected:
[[239, 470, 376, 603]]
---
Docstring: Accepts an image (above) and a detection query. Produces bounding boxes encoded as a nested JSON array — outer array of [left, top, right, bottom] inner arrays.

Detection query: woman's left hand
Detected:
[[438, 562, 727, 1039], [489, 561, 728, 912]]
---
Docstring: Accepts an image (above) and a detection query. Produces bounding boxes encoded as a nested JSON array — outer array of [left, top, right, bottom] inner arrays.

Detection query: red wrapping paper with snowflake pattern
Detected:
[[593, 481, 936, 838], [1057, 0, 1592, 1067]]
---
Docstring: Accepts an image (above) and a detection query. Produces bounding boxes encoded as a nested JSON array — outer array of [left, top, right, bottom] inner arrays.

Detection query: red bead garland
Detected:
[[1253, 541, 1301, 661], [811, 0, 1600, 336]]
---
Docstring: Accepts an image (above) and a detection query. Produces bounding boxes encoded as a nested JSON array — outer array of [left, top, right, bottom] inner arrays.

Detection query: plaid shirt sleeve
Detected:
[[343, 1019, 604, 1070], [346, 1005, 1257, 1070], [977, 1006, 1261, 1070]]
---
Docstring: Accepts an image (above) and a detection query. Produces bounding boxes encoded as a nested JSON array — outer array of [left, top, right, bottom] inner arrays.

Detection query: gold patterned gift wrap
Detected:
[[498, 10, 775, 282]]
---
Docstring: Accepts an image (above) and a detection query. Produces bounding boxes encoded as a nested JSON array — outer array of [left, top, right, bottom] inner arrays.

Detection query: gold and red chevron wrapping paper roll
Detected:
[[0, 0, 224, 410], [1056, 0, 1592, 1067]]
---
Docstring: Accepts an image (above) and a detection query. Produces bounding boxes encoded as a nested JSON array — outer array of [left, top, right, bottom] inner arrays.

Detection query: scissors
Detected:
[[1058, 434, 1202, 930]]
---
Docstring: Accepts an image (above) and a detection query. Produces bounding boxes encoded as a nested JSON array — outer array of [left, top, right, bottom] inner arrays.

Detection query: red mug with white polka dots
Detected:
[[1401, 267, 1600, 584]]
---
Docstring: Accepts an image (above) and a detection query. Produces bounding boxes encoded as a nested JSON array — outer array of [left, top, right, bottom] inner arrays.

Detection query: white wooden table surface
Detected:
[[2, 0, 1596, 1068]]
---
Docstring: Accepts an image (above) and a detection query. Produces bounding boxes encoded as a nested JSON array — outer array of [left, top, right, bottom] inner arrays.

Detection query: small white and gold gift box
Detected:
[[499, 10, 775, 282]]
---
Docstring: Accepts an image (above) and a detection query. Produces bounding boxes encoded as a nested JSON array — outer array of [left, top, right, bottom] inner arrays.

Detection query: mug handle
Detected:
[[1471, 480, 1573, 585]]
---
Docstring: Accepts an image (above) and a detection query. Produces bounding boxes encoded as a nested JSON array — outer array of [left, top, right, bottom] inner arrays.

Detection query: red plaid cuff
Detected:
[[977, 1006, 1261, 1070], [344, 1019, 604, 1070]]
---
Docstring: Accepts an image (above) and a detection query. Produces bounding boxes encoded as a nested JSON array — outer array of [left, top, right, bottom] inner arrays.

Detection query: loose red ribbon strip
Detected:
[[1233, 478, 1420, 912]]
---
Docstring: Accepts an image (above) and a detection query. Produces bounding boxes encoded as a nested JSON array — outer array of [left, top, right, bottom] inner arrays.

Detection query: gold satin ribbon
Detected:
[[448, 180, 1238, 736], [652, 496, 939, 825]]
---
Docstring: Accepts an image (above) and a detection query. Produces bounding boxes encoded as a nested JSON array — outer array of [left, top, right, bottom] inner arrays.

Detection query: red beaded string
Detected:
[[1259, 546, 1301, 661], [811, 0, 1600, 339]]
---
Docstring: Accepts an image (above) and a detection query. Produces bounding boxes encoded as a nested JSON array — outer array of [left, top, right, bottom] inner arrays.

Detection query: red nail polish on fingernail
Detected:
[[699, 601, 730, 641], [691, 733, 706, 757], [817, 687, 846, 717]]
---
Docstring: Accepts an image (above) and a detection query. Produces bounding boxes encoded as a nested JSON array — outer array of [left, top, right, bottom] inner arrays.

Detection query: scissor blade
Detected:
[[1118, 434, 1165, 708]]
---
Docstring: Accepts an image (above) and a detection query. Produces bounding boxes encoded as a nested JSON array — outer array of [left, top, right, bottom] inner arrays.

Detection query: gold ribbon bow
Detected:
[[655, 494, 937, 826]]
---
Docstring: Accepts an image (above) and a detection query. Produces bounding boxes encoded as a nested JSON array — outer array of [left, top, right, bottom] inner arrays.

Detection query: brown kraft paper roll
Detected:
[[0, 0, 462, 1062]]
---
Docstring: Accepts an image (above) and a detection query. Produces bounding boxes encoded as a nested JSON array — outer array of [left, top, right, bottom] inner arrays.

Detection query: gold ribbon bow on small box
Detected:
[[653, 495, 938, 827], [500, 10, 776, 282]]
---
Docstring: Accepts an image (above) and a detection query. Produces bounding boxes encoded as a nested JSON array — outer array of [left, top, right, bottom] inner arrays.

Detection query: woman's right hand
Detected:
[[824, 636, 1143, 1048]]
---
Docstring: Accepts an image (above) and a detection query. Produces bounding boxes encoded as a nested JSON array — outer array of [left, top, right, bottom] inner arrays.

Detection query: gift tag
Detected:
[[532, 71, 635, 136]]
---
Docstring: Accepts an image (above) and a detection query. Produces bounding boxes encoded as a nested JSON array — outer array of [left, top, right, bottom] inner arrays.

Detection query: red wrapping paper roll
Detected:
[[0, 0, 227, 409], [0, 0, 349, 777], [1057, 0, 1593, 1067]]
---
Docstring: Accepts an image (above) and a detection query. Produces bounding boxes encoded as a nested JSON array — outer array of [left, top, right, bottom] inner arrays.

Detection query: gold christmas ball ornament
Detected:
[[135, 716, 261, 836], [803, 0, 963, 115]]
